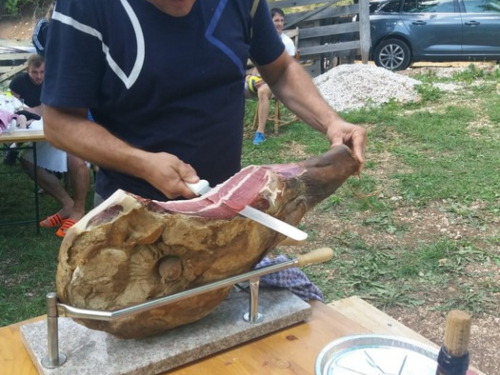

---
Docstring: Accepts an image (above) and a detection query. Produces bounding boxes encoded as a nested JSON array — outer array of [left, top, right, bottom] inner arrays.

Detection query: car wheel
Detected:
[[374, 39, 411, 71], [321, 53, 338, 74]]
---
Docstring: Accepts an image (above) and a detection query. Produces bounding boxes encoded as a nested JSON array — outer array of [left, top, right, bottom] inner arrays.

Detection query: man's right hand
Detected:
[[139, 152, 200, 200]]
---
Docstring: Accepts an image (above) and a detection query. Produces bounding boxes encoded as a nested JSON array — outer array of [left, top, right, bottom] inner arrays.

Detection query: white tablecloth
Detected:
[[0, 93, 23, 112], [21, 141, 68, 173]]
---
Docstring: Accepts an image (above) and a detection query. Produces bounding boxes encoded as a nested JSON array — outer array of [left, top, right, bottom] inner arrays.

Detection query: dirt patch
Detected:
[[0, 15, 37, 42]]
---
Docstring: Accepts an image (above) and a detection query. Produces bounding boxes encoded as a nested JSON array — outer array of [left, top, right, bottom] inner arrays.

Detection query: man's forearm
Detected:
[[258, 54, 367, 168], [43, 106, 149, 180], [262, 57, 343, 133], [27, 105, 43, 116], [10, 90, 44, 116]]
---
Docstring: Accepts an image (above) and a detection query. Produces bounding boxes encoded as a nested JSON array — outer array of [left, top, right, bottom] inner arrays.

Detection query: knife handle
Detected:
[[296, 247, 333, 267], [186, 180, 211, 196]]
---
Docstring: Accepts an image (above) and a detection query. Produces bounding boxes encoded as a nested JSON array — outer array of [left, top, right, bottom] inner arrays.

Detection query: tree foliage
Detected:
[[0, 0, 52, 16]]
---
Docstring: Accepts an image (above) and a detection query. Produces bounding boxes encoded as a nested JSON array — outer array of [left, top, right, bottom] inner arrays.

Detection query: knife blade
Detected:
[[186, 180, 308, 241]]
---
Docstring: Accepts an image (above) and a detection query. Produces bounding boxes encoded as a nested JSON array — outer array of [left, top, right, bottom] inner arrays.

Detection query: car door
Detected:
[[400, 0, 463, 57], [460, 0, 500, 56]]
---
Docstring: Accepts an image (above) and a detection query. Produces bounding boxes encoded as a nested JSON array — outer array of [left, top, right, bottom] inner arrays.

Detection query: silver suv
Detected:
[[369, 0, 500, 70]]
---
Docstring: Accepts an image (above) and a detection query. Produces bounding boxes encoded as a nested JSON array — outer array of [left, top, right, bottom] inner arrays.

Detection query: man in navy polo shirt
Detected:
[[41, 0, 367, 203]]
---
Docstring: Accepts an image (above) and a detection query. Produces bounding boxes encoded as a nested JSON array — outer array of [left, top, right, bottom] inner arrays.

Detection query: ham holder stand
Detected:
[[21, 247, 333, 375]]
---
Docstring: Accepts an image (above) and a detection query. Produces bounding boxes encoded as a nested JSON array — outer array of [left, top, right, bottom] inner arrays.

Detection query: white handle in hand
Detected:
[[186, 180, 211, 196]]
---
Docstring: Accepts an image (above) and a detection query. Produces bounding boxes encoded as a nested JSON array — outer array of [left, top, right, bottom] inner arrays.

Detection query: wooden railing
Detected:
[[0, 52, 31, 84], [268, 0, 370, 76]]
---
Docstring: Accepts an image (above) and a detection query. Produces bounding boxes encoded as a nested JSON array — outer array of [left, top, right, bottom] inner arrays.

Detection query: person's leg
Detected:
[[53, 155, 90, 237], [20, 158, 74, 219], [253, 84, 272, 145], [256, 84, 272, 134], [67, 154, 90, 221]]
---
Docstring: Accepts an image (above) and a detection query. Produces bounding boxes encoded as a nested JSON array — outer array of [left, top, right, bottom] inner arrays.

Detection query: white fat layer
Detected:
[[262, 174, 283, 205], [73, 189, 142, 231]]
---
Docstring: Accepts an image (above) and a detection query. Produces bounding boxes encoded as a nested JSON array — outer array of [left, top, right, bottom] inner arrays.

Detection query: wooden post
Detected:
[[358, 0, 371, 64]]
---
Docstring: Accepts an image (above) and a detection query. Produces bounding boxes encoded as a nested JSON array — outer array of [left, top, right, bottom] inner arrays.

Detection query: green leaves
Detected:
[[1, 0, 39, 15]]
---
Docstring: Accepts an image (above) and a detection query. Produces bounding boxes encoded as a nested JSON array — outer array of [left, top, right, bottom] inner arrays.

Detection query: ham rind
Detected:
[[57, 145, 360, 339]]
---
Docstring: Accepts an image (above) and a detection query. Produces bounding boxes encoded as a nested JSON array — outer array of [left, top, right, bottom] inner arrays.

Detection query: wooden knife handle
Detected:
[[444, 310, 472, 357], [296, 248, 333, 267]]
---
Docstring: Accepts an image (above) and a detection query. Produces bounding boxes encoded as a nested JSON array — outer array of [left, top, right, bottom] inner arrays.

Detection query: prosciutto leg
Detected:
[[57, 145, 359, 338]]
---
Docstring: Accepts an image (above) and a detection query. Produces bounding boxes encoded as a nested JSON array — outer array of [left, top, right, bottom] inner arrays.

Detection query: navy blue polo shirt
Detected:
[[42, 0, 284, 200]]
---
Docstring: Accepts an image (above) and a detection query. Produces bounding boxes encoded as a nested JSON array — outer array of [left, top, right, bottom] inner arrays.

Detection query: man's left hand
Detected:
[[326, 120, 367, 173]]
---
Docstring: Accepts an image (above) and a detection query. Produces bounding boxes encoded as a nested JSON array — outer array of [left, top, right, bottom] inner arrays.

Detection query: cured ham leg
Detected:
[[57, 145, 360, 338]]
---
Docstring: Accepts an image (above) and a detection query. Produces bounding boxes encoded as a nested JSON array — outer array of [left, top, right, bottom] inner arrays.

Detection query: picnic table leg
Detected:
[[33, 142, 40, 234]]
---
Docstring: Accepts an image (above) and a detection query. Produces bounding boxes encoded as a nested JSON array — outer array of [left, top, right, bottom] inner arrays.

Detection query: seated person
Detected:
[[253, 8, 297, 146], [9, 55, 44, 116], [9, 54, 90, 237]]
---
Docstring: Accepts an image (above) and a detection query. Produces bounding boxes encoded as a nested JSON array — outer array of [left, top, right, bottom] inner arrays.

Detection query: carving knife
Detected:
[[186, 180, 308, 241]]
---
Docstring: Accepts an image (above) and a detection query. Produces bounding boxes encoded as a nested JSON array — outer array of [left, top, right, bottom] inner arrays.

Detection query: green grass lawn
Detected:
[[1, 63, 499, 329], [0, 164, 95, 326]]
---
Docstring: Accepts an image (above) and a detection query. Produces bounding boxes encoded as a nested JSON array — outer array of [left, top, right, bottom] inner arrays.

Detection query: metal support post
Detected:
[[243, 277, 263, 323], [41, 292, 67, 368]]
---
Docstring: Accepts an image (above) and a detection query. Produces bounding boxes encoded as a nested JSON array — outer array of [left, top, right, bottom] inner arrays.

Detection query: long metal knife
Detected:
[[186, 180, 308, 241]]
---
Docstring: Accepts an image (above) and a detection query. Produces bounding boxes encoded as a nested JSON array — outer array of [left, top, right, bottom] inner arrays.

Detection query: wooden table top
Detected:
[[0, 296, 485, 375], [0, 129, 45, 144]]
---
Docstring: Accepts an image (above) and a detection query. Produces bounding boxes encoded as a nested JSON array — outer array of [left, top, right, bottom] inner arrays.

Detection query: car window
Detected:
[[378, 0, 403, 12], [462, 0, 500, 12], [402, 0, 456, 12], [370, 2, 383, 13]]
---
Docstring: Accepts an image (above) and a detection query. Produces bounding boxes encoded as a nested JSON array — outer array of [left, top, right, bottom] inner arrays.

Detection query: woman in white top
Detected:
[[253, 8, 296, 146]]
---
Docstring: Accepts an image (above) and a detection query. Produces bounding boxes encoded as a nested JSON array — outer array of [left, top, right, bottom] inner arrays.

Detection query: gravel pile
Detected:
[[314, 64, 422, 112]]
